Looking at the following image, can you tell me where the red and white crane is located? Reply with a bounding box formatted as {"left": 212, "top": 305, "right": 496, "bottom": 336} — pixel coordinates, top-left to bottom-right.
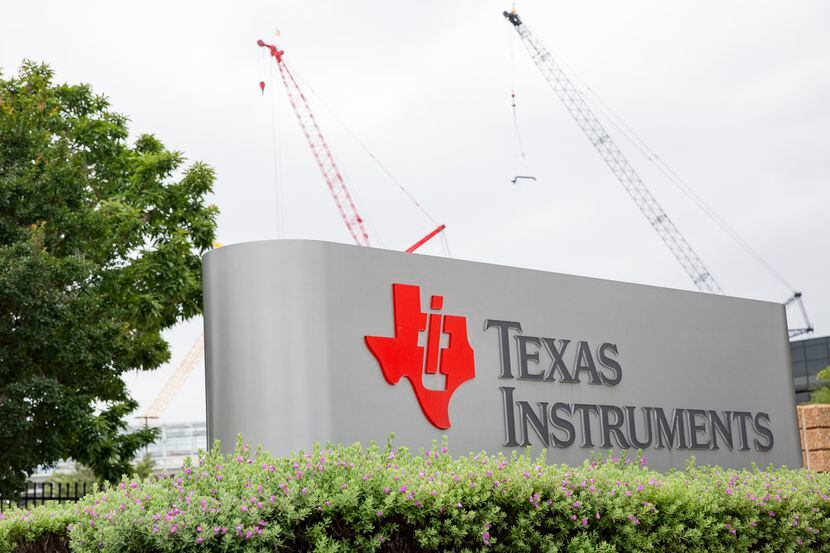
{"left": 258, "top": 37, "right": 447, "bottom": 252}
{"left": 140, "top": 36, "right": 447, "bottom": 423}
{"left": 258, "top": 39, "right": 371, "bottom": 247}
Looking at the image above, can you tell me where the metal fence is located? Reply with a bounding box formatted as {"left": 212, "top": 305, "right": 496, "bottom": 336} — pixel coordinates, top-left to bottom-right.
{"left": 0, "top": 482, "right": 93, "bottom": 512}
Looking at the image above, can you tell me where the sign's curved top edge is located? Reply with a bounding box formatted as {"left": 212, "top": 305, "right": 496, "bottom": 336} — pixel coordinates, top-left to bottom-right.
{"left": 203, "top": 239, "right": 784, "bottom": 309}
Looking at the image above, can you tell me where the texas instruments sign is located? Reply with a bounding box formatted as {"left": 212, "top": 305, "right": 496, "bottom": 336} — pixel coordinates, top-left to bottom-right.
{"left": 363, "top": 284, "right": 774, "bottom": 455}
{"left": 203, "top": 240, "right": 800, "bottom": 470}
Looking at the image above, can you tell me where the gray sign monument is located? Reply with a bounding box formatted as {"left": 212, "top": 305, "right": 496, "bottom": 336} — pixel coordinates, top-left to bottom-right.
{"left": 203, "top": 240, "right": 800, "bottom": 470}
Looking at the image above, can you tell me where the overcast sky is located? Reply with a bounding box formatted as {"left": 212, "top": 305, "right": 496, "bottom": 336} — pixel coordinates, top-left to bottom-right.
{"left": 2, "top": 0, "right": 828, "bottom": 423}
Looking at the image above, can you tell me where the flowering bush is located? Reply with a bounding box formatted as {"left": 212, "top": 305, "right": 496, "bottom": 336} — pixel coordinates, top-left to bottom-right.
{"left": 2, "top": 437, "right": 829, "bottom": 552}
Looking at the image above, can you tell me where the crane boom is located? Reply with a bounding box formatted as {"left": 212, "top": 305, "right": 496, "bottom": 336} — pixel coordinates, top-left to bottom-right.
{"left": 258, "top": 39, "right": 370, "bottom": 247}
{"left": 504, "top": 11, "right": 723, "bottom": 294}
{"left": 142, "top": 334, "right": 204, "bottom": 420}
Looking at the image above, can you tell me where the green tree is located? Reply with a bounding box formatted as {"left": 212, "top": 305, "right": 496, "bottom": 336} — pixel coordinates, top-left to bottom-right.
{"left": 53, "top": 464, "right": 97, "bottom": 488}
{"left": 0, "top": 62, "right": 218, "bottom": 498}
{"left": 133, "top": 452, "right": 156, "bottom": 480}
{"left": 811, "top": 366, "right": 830, "bottom": 404}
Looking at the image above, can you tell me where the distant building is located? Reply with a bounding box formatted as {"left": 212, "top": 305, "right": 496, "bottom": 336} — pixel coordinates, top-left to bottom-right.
{"left": 791, "top": 335, "right": 830, "bottom": 404}
{"left": 141, "top": 421, "right": 207, "bottom": 472}
{"left": 31, "top": 421, "right": 207, "bottom": 481}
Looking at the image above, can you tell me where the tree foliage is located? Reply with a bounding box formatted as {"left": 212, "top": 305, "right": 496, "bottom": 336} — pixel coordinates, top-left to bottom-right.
{"left": 811, "top": 366, "right": 830, "bottom": 404}
{"left": 133, "top": 452, "right": 157, "bottom": 480}
{"left": 0, "top": 61, "right": 218, "bottom": 498}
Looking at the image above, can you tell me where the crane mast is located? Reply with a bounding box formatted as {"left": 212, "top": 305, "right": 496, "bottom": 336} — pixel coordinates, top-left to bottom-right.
{"left": 258, "top": 39, "right": 370, "bottom": 247}
{"left": 504, "top": 11, "right": 723, "bottom": 294}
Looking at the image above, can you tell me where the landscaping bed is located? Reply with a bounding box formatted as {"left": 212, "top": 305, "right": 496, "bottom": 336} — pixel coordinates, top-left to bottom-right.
{"left": 2, "top": 438, "right": 829, "bottom": 552}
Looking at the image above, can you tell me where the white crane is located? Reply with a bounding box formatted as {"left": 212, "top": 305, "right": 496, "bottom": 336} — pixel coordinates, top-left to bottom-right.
{"left": 504, "top": 8, "right": 813, "bottom": 336}
{"left": 504, "top": 9, "right": 722, "bottom": 294}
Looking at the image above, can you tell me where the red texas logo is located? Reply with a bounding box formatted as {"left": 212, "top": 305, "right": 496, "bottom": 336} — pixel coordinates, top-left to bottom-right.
{"left": 365, "top": 283, "right": 475, "bottom": 429}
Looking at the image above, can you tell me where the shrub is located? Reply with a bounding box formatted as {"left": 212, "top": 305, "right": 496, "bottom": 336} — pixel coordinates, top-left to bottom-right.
{"left": 1, "top": 437, "right": 829, "bottom": 552}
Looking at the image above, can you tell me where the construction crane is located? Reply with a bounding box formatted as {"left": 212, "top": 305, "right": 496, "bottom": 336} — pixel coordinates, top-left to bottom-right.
{"left": 504, "top": 9, "right": 815, "bottom": 337}
{"left": 786, "top": 293, "right": 814, "bottom": 338}
{"left": 257, "top": 39, "right": 370, "bottom": 246}
{"left": 504, "top": 9, "right": 722, "bottom": 295}
{"left": 139, "top": 334, "right": 204, "bottom": 423}
{"left": 140, "top": 37, "right": 448, "bottom": 424}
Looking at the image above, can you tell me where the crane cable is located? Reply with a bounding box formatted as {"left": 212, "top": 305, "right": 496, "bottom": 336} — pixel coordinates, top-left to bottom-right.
{"left": 263, "top": 48, "right": 285, "bottom": 239}
{"left": 258, "top": 46, "right": 285, "bottom": 238}
{"left": 511, "top": 92, "right": 529, "bottom": 169}
{"left": 289, "top": 66, "right": 450, "bottom": 257}
{"left": 509, "top": 19, "right": 531, "bottom": 178}
{"left": 544, "top": 44, "right": 797, "bottom": 293}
